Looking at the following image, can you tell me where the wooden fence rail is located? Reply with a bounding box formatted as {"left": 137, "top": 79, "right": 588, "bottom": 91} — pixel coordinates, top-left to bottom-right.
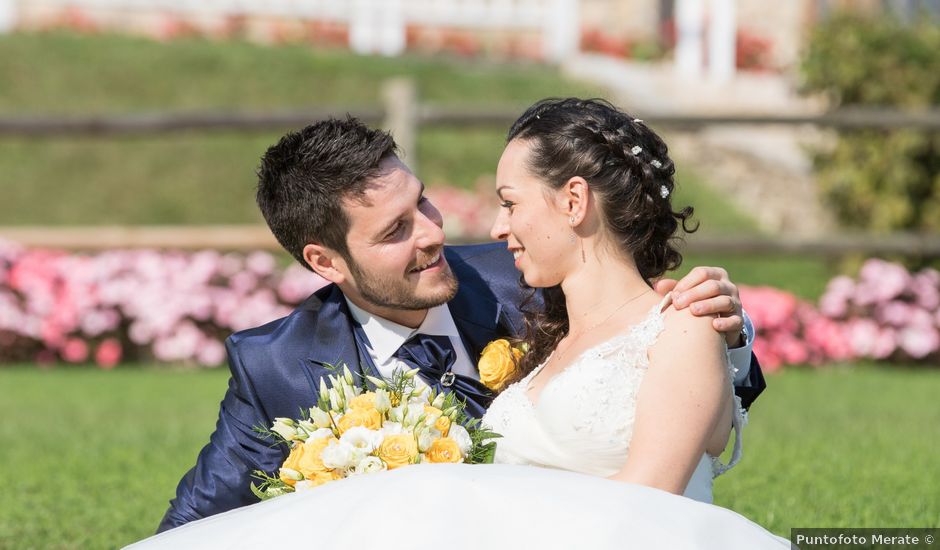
{"left": 2, "top": 226, "right": 939, "bottom": 258}
{"left": 3, "top": 107, "right": 940, "bottom": 137}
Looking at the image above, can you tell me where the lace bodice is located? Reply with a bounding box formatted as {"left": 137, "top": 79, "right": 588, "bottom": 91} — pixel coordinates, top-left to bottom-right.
{"left": 481, "top": 294, "right": 745, "bottom": 502}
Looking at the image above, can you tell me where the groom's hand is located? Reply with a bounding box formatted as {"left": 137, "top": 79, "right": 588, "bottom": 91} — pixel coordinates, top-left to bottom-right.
{"left": 653, "top": 267, "right": 744, "bottom": 347}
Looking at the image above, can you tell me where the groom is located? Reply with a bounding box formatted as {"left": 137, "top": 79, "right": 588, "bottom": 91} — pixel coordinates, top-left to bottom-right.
{"left": 157, "top": 118, "right": 765, "bottom": 532}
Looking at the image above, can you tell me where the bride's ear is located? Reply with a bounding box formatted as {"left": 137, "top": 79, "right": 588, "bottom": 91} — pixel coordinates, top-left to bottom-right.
{"left": 303, "top": 243, "right": 347, "bottom": 284}
{"left": 560, "top": 176, "right": 590, "bottom": 226}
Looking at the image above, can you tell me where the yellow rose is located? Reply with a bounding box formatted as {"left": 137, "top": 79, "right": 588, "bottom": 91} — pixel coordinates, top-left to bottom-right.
{"left": 377, "top": 433, "right": 418, "bottom": 470}
{"left": 422, "top": 405, "right": 451, "bottom": 436}
{"left": 478, "top": 339, "right": 523, "bottom": 391}
{"left": 306, "top": 469, "right": 344, "bottom": 487}
{"left": 424, "top": 437, "right": 463, "bottom": 464}
{"left": 296, "top": 436, "right": 336, "bottom": 478}
{"left": 348, "top": 392, "right": 377, "bottom": 412}
{"left": 279, "top": 443, "right": 305, "bottom": 486}
{"left": 434, "top": 415, "right": 451, "bottom": 436}
{"left": 336, "top": 408, "right": 383, "bottom": 434}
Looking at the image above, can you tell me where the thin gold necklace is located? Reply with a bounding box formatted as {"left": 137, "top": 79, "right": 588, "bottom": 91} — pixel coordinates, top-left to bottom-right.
{"left": 551, "top": 288, "right": 653, "bottom": 366}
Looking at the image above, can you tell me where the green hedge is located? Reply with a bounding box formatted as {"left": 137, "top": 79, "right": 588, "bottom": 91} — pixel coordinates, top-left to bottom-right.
{"left": 801, "top": 14, "right": 940, "bottom": 232}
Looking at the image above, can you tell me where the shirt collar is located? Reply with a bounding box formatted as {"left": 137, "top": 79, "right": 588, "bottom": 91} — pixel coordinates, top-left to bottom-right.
{"left": 344, "top": 298, "right": 461, "bottom": 364}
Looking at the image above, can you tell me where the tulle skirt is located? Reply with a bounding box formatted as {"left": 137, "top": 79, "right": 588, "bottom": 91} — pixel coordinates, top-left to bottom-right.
{"left": 130, "top": 464, "right": 789, "bottom": 550}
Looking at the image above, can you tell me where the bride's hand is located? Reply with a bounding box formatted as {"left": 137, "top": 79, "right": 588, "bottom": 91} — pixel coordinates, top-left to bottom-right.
{"left": 653, "top": 267, "right": 744, "bottom": 347}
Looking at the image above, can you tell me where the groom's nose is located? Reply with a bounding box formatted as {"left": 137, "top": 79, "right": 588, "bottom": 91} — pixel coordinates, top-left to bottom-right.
{"left": 490, "top": 208, "right": 509, "bottom": 242}
{"left": 414, "top": 207, "right": 445, "bottom": 250}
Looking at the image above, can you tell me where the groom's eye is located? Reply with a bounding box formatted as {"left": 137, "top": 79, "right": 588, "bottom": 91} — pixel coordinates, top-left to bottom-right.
{"left": 384, "top": 221, "right": 405, "bottom": 240}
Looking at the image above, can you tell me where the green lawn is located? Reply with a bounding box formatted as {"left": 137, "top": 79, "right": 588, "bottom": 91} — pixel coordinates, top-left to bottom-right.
{"left": 1, "top": 365, "right": 937, "bottom": 548}
{"left": 0, "top": 31, "right": 603, "bottom": 224}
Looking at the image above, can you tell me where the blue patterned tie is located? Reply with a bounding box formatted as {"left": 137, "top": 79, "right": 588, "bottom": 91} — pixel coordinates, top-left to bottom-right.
{"left": 392, "top": 334, "right": 493, "bottom": 418}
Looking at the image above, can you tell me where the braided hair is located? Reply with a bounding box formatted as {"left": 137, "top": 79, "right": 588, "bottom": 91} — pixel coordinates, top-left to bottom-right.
{"left": 507, "top": 98, "right": 697, "bottom": 379}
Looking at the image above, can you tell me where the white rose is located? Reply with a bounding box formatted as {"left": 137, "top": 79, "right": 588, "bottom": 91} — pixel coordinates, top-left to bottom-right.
{"left": 373, "top": 389, "right": 392, "bottom": 413}
{"left": 431, "top": 392, "right": 446, "bottom": 409}
{"left": 294, "top": 480, "right": 317, "bottom": 492}
{"left": 320, "top": 440, "right": 356, "bottom": 470}
{"left": 342, "top": 383, "right": 357, "bottom": 405}
{"left": 271, "top": 418, "right": 297, "bottom": 441}
{"left": 307, "top": 427, "right": 335, "bottom": 440}
{"left": 402, "top": 405, "right": 423, "bottom": 428}
{"left": 329, "top": 388, "right": 343, "bottom": 411}
{"left": 449, "top": 424, "right": 473, "bottom": 456}
{"left": 309, "top": 407, "right": 333, "bottom": 429}
{"left": 355, "top": 456, "right": 387, "bottom": 475}
{"left": 380, "top": 422, "right": 403, "bottom": 437}
{"left": 388, "top": 405, "right": 405, "bottom": 423}
{"left": 340, "top": 426, "right": 383, "bottom": 453}
{"left": 417, "top": 428, "right": 443, "bottom": 453}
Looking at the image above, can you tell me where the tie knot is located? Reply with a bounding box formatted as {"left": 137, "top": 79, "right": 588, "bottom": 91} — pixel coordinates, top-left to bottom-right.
{"left": 394, "top": 334, "right": 456, "bottom": 376}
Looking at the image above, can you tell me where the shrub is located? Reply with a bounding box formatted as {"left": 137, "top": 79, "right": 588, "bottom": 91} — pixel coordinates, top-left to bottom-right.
{"left": 801, "top": 13, "right": 940, "bottom": 232}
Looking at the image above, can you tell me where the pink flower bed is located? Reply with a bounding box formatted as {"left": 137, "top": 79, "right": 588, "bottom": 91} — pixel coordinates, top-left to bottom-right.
{"left": 0, "top": 240, "right": 327, "bottom": 368}
{"left": 2, "top": 240, "right": 938, "bottom": 371}
{"left": 741, "top": 259, "right": 940, "bottom": 372}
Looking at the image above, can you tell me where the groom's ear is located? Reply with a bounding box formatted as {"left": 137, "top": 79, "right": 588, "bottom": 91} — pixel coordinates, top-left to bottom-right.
{"left": 303, "top": 243, "right": 347, "bottom": 285}
{"left": 561, "top": 176, "right": 590, "bottom": 225}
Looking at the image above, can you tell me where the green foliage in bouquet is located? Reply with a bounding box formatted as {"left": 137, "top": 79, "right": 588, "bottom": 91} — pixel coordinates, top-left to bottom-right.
{"left": 249, "top": 365, "right": 500, "bottom": 500}
{"left": 801, "top": 13, "right": 940, "bottom": 232}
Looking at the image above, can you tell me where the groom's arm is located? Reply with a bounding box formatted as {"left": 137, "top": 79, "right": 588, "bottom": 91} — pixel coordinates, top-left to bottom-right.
{"left": 157, "top": 337, "right": 282, "bottom": 533}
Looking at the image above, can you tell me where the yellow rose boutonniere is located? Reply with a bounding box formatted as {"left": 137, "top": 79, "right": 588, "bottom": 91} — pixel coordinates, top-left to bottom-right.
{"left": 478, "top": 339, "right": 526, "bottom": 392}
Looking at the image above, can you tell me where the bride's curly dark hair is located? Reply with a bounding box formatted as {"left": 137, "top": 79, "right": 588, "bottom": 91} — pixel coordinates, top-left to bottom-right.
{"left": 507, "top": 98, "right": 697, "bottom": 381}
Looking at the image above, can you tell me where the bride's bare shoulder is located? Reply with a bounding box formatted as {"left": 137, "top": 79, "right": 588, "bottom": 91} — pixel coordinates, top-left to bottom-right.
{"left": 648, "top": 295, "right": 725, "bottom": 368}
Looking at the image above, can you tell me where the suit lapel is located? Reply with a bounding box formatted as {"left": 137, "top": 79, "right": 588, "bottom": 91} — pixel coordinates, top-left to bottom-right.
{"left": 305, "top": 285, "right": 379, "bottom": 383}
{"left": 447, "top": 274, "right": 519, "bottom": 362}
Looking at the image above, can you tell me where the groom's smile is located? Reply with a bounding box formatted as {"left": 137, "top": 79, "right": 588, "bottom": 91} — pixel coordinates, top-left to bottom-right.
{"left": 326, "top": 155, "right": 458, "bottom": 327}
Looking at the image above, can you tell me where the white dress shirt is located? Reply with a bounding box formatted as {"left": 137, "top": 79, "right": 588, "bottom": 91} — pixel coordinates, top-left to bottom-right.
{"left": 345, "top": 299, "right": 479, "bottom": 384}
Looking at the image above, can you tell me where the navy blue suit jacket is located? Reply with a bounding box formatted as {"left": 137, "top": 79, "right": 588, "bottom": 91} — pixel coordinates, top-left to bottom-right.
{"left": 157, "top": 243, "right": 765, "bottom": 532}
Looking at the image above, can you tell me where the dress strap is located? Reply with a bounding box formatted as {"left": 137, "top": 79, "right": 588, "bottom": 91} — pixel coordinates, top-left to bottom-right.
{"left": 657, "top": 292, "right": 674, "bottom": 314}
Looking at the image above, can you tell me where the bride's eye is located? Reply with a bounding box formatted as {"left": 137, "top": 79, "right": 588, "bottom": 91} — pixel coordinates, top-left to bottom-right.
{"left": 500, "top": 200, "right": 515, "bottom": 210}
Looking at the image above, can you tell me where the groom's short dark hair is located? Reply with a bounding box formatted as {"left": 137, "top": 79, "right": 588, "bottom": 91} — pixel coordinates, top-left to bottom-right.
{"left": 256, "top": 117, "right": 398, "bottom": 269}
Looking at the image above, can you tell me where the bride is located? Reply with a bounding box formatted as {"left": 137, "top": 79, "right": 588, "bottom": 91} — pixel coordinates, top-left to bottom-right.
{"left": 129, "top": 99, "right": 786, "bottom": 549}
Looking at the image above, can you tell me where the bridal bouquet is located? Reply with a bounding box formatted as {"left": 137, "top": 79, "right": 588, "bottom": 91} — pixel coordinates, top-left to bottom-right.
{"left": 250, "top": 365, "right": 500, "bottom": 499}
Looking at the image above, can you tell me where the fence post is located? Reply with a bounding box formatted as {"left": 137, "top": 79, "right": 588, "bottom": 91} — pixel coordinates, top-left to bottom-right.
{"left": 377, "top": 0, "right": 405, "bottom": 56}
{"left": 0, "top": 0, "right": 16, "bottom": 34}
{"left": 381, "top": 78, "right": 418, "bottom": 170}
{"left": 350, "top": 0, "right": 375, "bottom": 54}
{"left": 675, "top": 0, "right": 705, "bottom": 78}
{"left": 544, "top": 0, "right": 580, "bottom": 62}
{"left": 708, "top": 0, "right": 737, "bottom": 82}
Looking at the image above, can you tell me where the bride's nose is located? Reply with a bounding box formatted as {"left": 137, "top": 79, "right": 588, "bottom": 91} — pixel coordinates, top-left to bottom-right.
{"left": 490, "top": 207, "right": 510, "bottom": 242}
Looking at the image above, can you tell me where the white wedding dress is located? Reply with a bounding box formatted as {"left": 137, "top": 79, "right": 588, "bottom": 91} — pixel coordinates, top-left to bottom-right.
{"left": 129, "top": 296, "right": 787, "bottom": 550}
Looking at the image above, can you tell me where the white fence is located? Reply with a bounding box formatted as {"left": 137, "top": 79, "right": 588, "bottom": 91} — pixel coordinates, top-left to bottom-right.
{"left": 6, "top": 0, "right": 580, "bottom": 60}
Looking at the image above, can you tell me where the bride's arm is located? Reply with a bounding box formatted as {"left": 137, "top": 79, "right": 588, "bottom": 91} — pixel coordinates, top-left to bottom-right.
{"left": 608, "top": 308, "right": 732, "bottom": 493}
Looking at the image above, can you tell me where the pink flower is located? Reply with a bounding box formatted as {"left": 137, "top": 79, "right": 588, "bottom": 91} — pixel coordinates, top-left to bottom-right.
{"left": 847, "top": 318, "right": 880, "bottom": 357}
{"left": 196, "top": 338, "right": 227, "bottom": 366}
{"left": 752, "top": 339, "right": 782, "bottom": 373}
{"left": 819, "top": 276, "right": 855, "bottom": 318}
{"left": 95, "top": 338, "right": 123, "bottom": 369}
{"left": 898, "top": 326, "right": 940, "bottom": 359}
{"left": 61, "top": 337, "right": 89, "bottom": 363}
{"left": 871, "top": 327, "right": 897, "bottom": 359}
{"left": 855, "top": 259, "right": 910, "bottom": 305}
{"left": 910, "top": 270, "right": 940, "bottom": 311}
{"left": 876, "top": 301, "right": 913, "bottom": 327}
{"left": 246, "top": 251, "right": 276, "bottom": 277}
